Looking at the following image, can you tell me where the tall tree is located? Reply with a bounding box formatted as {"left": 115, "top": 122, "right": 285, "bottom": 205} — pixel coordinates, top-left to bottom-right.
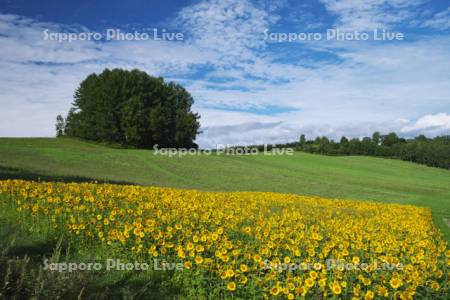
{"left": 372, "top": 132, "right": 381, "bottom": 145}
{"left": 55, "top": 115, "right": 65, "bottom": 137}
{"left": 299, "top": 134, "right": 306, "bottom": 149}
{"left": 381, "top": 132, "right": 400, "bottom": 147}
{"left": 61, "top": 68, "right": 200, "bottom": 148}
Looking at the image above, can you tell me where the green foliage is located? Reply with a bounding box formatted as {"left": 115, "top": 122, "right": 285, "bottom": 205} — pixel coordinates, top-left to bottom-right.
{"left": 55, "top": 115, "right": 65, "bottom": 137}
{"left": 61, "top": 68, "right": 200, "bottom": 149}
{"left": 381, "top": 132, "right": 404, "bottom": 147}
{"left": 291, "top": 133, "right": 450, "bottom": 170}
{"left": 299, "top": 134, "right": 306, "bottom": 148}
{"left": 372, "top": 132, "right": 381, "bottom": 145}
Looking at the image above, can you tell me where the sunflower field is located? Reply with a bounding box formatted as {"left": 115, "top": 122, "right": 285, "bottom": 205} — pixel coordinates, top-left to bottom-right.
{"left": 0, "top": 179, "right": 448, "bottom": 299}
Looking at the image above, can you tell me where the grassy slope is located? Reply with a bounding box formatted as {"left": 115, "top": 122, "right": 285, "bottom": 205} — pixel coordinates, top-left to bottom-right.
{"left": 1, "top": 137, "right": 449, "bottom": 239}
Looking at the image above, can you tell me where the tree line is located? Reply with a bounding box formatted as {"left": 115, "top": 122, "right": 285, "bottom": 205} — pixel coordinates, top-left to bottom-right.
{"left": 56, "top": 68, "right": 200, "bottom": 149}
{"left": 252, "top": 132, "right": 450, "bottom": 169}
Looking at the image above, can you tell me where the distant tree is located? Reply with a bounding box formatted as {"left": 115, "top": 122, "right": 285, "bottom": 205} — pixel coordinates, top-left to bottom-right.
{"left": 339, "top": 136, "right": 349, "bottom": 154}
{"left": 316, "top": 136, "right": 330, "bottom": 154}
{"left": 348, "top": 138, "right": 362, "bottom": 154}
{"left": 299, "top": 134, "right": 306, "bottom": 149}
{"left": 55, "top": 115, "right": 65, "bottom": 137}
{"left": 61, "top": 68, "right": 200, "bottom": 148}
{"left": 381, "top": 132, "right": 400, "bottom": 147}
{"left": 232, "top": 132, "right": 450, "bottom": 170}
{"left": 372, "top": 132, "right": 381, "bottom": 145}
{"left": 415, "top": 134, "right": 427, "bottom": 142}
{"left": 361, "top": 137, "right": 374, "bottom": 155}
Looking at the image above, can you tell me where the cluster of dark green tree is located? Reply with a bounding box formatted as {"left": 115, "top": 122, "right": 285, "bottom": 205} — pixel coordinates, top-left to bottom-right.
{"left": 254, "top": 132, "right": 450, "bottom": 169}
{"left": 56, "top": 68, "right": 200, "bottom": 149}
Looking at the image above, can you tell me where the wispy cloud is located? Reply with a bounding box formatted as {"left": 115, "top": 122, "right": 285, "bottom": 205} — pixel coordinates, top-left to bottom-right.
{"left": 174, "top": 0, "right": 276, "bottom": 62}
{"left": 319, "top": 0, "right": 425, "bottom": 30}
{"left": 420, "top": 6, "right": 450, "bottom": 30}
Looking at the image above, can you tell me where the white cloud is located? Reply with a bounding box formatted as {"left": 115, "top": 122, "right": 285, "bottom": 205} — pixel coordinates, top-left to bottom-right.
{"left": 401, "top": 113, "right": 450, "bottom": 135}
{"left": 319, "top": 0, "right": 425, "bottom": 30}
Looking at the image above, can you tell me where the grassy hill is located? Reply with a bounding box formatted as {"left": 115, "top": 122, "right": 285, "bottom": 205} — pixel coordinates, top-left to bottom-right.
{"left": 1, "top": 137, "right": 450, "bottom": 240}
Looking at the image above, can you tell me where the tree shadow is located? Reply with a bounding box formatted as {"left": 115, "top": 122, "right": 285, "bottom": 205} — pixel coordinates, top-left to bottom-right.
{"left": 0, "top": 165, "right": 133, "bottom": 185}
{"left": 0, "top": 221, "right": 60, "bottom": 260}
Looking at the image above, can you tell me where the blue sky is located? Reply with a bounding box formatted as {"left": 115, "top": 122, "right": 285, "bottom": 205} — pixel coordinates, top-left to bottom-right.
{"left": 0, "top": 0, "right": 449, "bottom": 147}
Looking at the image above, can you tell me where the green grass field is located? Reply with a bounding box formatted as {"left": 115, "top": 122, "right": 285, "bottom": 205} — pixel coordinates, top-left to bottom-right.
{"left": 1, "top": 137, "right": 449, "bottom": 240}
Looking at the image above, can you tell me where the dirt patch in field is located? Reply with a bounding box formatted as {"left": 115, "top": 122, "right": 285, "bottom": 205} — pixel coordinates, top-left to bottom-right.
{"left": 444, "top": 218, "right": 450, "bottom": 228}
